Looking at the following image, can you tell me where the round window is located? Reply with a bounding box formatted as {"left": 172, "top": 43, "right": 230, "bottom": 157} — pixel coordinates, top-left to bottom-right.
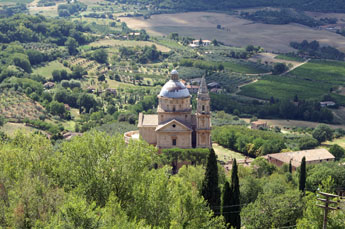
{"left": 172, "top": 124, "right": 176, "bottom": 128}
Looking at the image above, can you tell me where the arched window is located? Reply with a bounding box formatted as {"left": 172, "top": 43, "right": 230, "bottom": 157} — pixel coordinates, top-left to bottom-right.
{"left": 202, "top": 105, "right": 205, "bottom": 111}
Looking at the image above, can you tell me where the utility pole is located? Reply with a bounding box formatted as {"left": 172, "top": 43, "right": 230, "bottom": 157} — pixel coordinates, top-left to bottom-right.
{"left": 316, "top": 191, "right": 341, "bottom": 229}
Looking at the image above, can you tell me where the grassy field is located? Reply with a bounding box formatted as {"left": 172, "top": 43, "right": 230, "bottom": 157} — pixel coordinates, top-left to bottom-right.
{"left": 222, "top": 61, "right": 268, "bottom": 74}
{"left": 275, "top": 54, "right": 304, "bottom": 62}
{"left": 324, "top": 137, "right": 345, "bottom": 148}
{"left": 33, "top": 61, "right": 71, "bottom": 80}
{"left": 239, "top": 60, "right": 345, "bottom": 104}
{"left": 120, "top": 12, "right": 345, "bottom": 52}
{"left": 0, "top": 122, "right": 38, "bottom": 136}
{"left": 213, "top": 143, "right": 245, "bottom": 163}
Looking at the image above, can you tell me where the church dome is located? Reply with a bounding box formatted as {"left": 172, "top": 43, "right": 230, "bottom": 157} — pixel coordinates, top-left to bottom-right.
{"left": 159, "top": 70, "right": 190, "bottom": 98}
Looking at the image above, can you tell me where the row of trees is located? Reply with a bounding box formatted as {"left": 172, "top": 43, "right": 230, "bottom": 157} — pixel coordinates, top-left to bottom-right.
{"left": 211, "top": 93, "right": 334, "bottom": 123}
{"left": 290, "top": 40, "right": 345, "bottom": 60}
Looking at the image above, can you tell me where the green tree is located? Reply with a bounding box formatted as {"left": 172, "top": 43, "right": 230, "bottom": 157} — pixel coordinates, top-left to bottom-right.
{"left": 241, "top": 189, "right": 303, "bottom": 228}
{"left": 273, "top": 63, "right": 288, "bottom": 75}
{"left": 329, "top": 144, "right": 345, "bottom": 161}
{"left": 299, "top": 156, "right": 306, "bottom": 192}
{"left": 229, "top": 159, "right": 241, "bottom": 229}
{"left": 201, "top": 149, "right": 221, "bottom": 215}
{"left": 0, "top": 116, "right": 5, "bottom": 127}
{"left": 222, "top": 181, "right": 232, "bottom": 226}
{"left": 65, "top": 37, "right": 78, "bottom": 55}
{"left": 50, "top": 101, "right": 66, "bottom": 117}
{"left": 92, "top": 49, "right": 108, "bottom": 64}
{"left": 312, "top": 124, "right": 334, "bottom": 143}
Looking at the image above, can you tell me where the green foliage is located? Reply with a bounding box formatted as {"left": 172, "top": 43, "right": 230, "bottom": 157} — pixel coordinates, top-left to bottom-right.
{"left": 0, "top": 14, "right": 91, "bottom": 45}
{"left": 161, "top": 148, "right": 209, "bottom": 166}
{"left": 229, "top": 159, "right": 241, "bottom": 229}
{"left": 329, "top": 144, "right": 345, "bottom": 161}
{"left": 202, "top": 149, "right": 221, "bottom": 215}
{"left": 92, "top": 49, "right": 108, "bottom": 64}
{"left": 0, "top": 116, "right": 5, "bottom": 127}
{"left": 298, "top": 136, "right": 319, "bottom": 150}
{"left": 312, "top": 124, "right": 334, "bottom": 143}
{"left": 213, "top": 125, "right": 285, "bottom": 157}
{"left": 299, "top": 156, "right": 306, "bottom": 192}
{"left": 58, "top": 2, "right": 87, "bottom": 17}
{"left": 49, "top": 101, "right": 66, "bottom": 118}
{"left": 65, "top": 37, "right": 78, "bottom": 55}
{"left": 272, "top": 62, "right": 288, "bottom": 75}
{"left": 241, "top": 189, "right": 303, "bottom": 228}
{"left": 306, "top": 162, "right": 345, "bottom": 192}
{"left": 291, "top": 40, "right": 345, "bottom": 60}
{"left": 251, "top": 157, "right": 277, "bottom": 178}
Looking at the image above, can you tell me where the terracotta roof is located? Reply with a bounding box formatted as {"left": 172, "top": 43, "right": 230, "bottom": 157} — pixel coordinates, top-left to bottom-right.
{"left": 138, "top": 114, "right": 158, "bottom": 127}
{"left": 267, "top": 148, "right": 335, "bottom": 167}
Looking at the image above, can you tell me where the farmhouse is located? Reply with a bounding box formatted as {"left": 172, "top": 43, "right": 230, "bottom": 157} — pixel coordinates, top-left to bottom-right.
{"left": 265, "top": 148, "right": 335, "bottom": 171}
{"left": 44, "top": 82, "right": 55, "bottom": 89}
{"left": 320, "top": 101, "right": 336, "bottom": 107}
{"left": 126, "top": 70, "right": 212, "bottom": 149}
{"left": 186, "top": 84, "right": 200, "bottom": 94}
{"left": 251, "top": 120, "right": 267, "bottom": 130}
{"left": 189, "top": 39, "right": 212, "bottom": 47}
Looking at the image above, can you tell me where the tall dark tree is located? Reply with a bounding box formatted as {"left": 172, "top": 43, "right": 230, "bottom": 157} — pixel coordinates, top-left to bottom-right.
{"left": 229, "top": 159, "right": 241, "bottom": 229}
{"left": 289, "top": 160, "right": 292, "bottom": 173}
{"left": 299, "top": 156, "right": 306, "bottom": 193}
{"left": 201, "top": 149, "right": 220, "bottom": 215}
{"left": 222, "top": 181, "right": 232, "bottom": 227}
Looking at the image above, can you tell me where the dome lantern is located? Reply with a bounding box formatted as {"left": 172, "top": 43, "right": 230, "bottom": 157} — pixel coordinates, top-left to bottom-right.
{"left": 171, "top": 69, "right": 179, "bottom": 81}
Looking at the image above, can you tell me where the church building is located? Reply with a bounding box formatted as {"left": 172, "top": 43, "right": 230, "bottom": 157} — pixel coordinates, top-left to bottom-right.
{"left": 137, "top": 70, "right": 212, "bottom": 149}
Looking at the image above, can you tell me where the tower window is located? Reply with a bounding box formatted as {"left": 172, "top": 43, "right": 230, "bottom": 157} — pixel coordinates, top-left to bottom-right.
{"left": 172, "top": 139, "right": 177, "bottom": 146}
{"left": 173, "top": 106, "right": 176, "bottom": 112}
{"left": 202, "top": 105, "right": 205, "bottom": 111}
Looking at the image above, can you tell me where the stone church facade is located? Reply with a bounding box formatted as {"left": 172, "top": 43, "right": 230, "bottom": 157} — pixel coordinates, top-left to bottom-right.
{"left": 137, "top": 70, "right": 212, "bottom": 149}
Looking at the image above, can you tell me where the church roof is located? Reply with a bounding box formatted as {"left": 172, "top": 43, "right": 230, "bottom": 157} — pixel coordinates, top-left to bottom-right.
{"left": 159, "top": 80, "right": 190, "bottom": 98}
{"left": 155, "top": 119, "right": 193, "bottom": 132}
{"left": 138, "top": 113, "right": 158, "bottom": 127}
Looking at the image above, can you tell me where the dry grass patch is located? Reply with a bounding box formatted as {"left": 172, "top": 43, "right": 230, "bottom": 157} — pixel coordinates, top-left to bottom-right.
{"left": 90, "top": 39, "right": 171, "bottom": 52}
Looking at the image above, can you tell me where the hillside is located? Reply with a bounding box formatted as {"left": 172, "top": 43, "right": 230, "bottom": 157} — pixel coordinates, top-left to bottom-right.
{"left": 115, "top": 0, "right": 345, "bottom": 13}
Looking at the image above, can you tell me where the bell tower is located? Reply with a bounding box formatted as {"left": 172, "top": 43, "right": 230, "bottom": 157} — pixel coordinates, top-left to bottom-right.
{"left": 196, "top": 76, "right": 211, "bottom": 148}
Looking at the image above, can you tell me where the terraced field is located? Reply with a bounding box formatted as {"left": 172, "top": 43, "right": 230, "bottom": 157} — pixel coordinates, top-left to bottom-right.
{"left": 0, "top": 90, "right": 46, "bottom": 121}
{"left": 239, "top": 60, "right": 345, "bottom": 104}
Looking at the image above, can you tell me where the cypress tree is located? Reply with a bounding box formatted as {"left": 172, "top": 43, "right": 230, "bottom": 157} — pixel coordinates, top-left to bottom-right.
{"left": 202, "top": 149, "right": 221, "bottom": 215}
{"left": 299, "top": 156, "right": 306, "bottom": 192}
{"left": 289, "top": 160, "right": 292, "bottom": 173}
{"left": 229, "top": 159, "right": 241, "bottom": 229}
{"left": 222, "top": 181, "right": 232, "bottom": 226}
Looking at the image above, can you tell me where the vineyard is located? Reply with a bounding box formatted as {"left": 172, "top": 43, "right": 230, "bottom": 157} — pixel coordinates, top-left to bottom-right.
{"left": 0, "top": 89, "right": 46, "bottom": 121}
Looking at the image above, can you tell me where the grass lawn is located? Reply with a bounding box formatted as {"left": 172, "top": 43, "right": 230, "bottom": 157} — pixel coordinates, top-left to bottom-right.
{"left": 324, "top": 137, "right": 345, "bottom": 148}
{"left": 213, "top": 143, "right": 245, "bottom": 163}
{"left": 33, "top": 61, "right": 71, "bottom": 80}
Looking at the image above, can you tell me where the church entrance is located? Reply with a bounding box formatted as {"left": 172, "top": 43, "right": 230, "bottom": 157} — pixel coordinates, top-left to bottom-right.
{"left": 192, "top": 131, "right": 196, "bottom": 148}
